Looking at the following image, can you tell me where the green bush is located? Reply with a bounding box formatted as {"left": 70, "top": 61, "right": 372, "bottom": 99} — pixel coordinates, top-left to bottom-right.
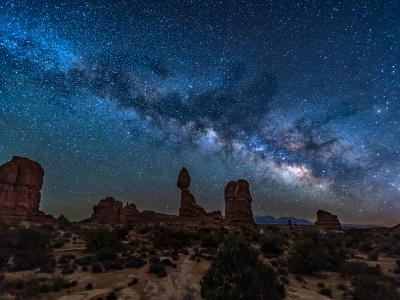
{"left": 319, "top": 287, "right": 332, "bottom": 298}
{"left": 201, "top": 235, "right": 285, "bottom": 300}
{"left": 260, "top": 231, "right": 285, "bottom": 256}
{"left": 352, "top": 274, "right": 399, "bottom": 300}
{"left": 339, "top": 261, "right": 381, "bottom": 278}
{"left": 150, "top": 226, "right": 194, "bottom": 252}
{"left": 85, "top": 228, "right": 124, "bottom": 261}
{"left": 288, "top": 230, "right": 347, "bottom": 274}
{"left": 198, "top": 228, "right": 225, "bottom": 248}
{"left": 0, "top": 226, "right": 54, "bottom": 271}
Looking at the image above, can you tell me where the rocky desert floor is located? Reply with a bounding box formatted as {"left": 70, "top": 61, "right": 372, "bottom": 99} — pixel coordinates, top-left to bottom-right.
{"left": 1, "top": 222, "right": 399, "bottom": 300}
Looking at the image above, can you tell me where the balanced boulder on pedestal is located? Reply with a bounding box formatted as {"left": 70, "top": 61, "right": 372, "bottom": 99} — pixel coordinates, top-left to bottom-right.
{"left": 177, "top": 167, "right": 222, "bottom": 220}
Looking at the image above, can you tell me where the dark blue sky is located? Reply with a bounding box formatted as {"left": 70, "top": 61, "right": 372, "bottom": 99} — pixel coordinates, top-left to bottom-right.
{"left": 1, "top": 1, "right": 399, "bottom": 225}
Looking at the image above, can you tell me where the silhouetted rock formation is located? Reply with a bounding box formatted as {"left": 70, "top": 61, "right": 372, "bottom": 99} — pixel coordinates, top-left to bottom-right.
{"left": 177, "top": 167, "right": 222, "bottom": 220}
{"left": 89, "top": 197, "right": 140, "bottom": 224}
{"left": 57, "top": 214, "right": 71, "bottom": 225}
{"left": 388, "top": 223, "right": 400, "bottom": 233}
{"left": 0, "top": 156, "right": 54, "bottom": 225}
{"left": 224, "top": 179, "right": 255, "bottom": 225}
{"left": 121, "top": 203, "right": 141, "bottom": 222}
{"left": 315, "top": 209, "right": 341, "bottom": 229}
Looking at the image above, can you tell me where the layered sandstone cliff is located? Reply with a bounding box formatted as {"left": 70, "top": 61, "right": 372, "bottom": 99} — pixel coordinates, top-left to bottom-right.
{"left": 224, "top": 179, "right": 254, "bottom": 225}
{"left": 0, "top": 156, "right": 54, "bottom": 225}
{"left": 315, "top": 209, "right": 341, "bottom": 229}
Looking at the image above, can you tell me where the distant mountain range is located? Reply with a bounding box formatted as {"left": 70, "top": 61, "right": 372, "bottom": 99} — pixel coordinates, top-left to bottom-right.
{"left": 254, "top": 215, "right": 378, "bottom": 228}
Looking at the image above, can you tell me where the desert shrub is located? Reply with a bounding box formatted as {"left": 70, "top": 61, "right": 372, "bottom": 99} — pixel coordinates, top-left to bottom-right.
{"left": 91, "top": 260, "right": 105, "bottom": 273}
{"left": 294, "top": 274, "right": 304, "bottom": 282}
{"left": 106, "top": 291, "right": 118, "bottom": 300}
{"left": 1, "top": 275, "right": 72, "bottom": 298}
{"left": 201, "top": 235, "right": 285, "bottom": 300}
{"left": 0, "top": 226, "right": 54, "bottom": 271}
{"left": 378, "top": 234, "right": 400, "bottom": 256}
{"left": 319, "top": 286, "right": 332, "bottom": 297}
{"left": 128, "top": 277, "right": 138, "bottom": 286}
{"left": 85, "top": 228, "right": 124, "bottom": 261}
{"left": 344, "top": 229, "right": 375, "bottom": 251}
{"left": 367, "top": 250, "right": 379, "bottom": 261}
{"left": 198, "top": 228, "right": 225, "bottom": 248}
{"left": 260, "top": 231, "right": 286, "bottom": 256}
{"left": 113, "top": 225, "right": 131, "bottom": 240}
{"left": 352, "top": 274, "right": 399, "bottom": 300}
{"left": 240, "top": 227, "right": 262, "bottom": 243}
{"left": 150, "top": 226, "right": 194, "bottom": 252}
{"left": 288, "top": 230, "right": 347, "bottom": 274}
{"left": 85, "top": 282, "right": 93, "bottom": 290}
{"left": 126, "top": 256, "right": 145, "bottom": 268}
{"left": 53, "top": 239, "right": 66, "bottom": 248}
{"left": 339, "top": 261, "right": 382, "bottom": 278}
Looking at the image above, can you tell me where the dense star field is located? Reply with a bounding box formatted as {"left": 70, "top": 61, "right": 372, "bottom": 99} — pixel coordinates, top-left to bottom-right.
{"left": 0, "top": 1, "right": 399, "bottom": 225}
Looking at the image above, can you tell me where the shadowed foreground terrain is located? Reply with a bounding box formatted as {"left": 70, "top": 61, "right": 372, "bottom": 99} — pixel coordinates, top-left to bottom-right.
{"left": 0, "top": 221, "right": 399, "bottom": 300}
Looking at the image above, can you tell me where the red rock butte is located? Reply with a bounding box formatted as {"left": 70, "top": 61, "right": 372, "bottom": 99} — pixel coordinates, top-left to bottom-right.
{"left": 0, "top": 156, "right": 54, "bottom": 225}
{"left": 0, "top": 156, "right": 256, "bottom": 227}
{"left": 224, "top": 179, "right": 255, "bottom": 225}
{"left": 315, "top": 209, "right": 341, "bottom": 230}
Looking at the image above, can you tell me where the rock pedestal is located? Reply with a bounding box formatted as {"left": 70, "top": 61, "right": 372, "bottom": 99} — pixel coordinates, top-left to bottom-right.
{"left": 224, "top": 179, "right": 254, "bottom": 225}
{"left": 0, "top": 156, "right": 54, "bottom": 225}
{"left": 315, "top": 209, "right": 341, "bottom": 229}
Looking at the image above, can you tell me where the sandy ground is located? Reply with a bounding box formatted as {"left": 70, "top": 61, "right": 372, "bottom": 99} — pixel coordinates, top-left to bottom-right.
{"left": 40, "top": 250, "right": 211, "bottom": 300}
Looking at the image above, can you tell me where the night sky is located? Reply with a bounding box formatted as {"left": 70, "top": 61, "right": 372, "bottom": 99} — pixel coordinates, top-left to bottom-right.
{"left": 1, "top": 1, "right": 399, "bottom": 225}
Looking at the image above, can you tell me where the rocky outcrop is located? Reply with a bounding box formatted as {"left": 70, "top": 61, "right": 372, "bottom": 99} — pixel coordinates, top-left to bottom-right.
{"left": 0, "top": 156, "right": 54, "bottom": 225}
{"left": 315, "top": 209, "right": 341, "bottom": 229}
{"left": 57, "top": 214, "right": 71, "bottom": 225}
{"left": 177, "top": 167, "right": 222, "bottom": 220}
{"left": 224, "top": 179, "right": 255, "bottom": 225}
{"left": 388, "top": 224, "right": 400, "bottom": 233}
{"left": 91, "top": 197, "right": 142, "bottom": 224}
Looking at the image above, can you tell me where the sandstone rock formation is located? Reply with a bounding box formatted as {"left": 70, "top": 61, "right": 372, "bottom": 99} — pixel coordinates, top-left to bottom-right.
{"left": 315, "top": 209, "right": 341, "bottom": 229}
{"left": 57, "top": 214, "right": 71, "bottom": 225}
{"left": 0, "top": 156, "right": 54, "bottom": 225}
{"left": 224, "top": 179, "right": 255, "bottom": 225}
{"left": 177, "top": 167, "right": 222, "bottom": 220}
{"left": 92, "top": 197, "right": 136, "bottom": 223}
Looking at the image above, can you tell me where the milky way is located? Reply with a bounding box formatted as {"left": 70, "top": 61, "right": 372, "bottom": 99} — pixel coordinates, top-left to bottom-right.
{"left": 1, "top": 1, "right": 399, "bottom": 225}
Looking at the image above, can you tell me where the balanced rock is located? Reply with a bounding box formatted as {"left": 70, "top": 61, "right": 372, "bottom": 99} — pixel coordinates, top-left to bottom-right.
{"left": 315, "top": 209, "right": 341, "bottom": 229}
{"left": 177, "top": 167, "right": 222, "bottom": 220}
{"left": 224, "top": 179, "right": 254, "bottom": 225}
{"left": 177, "top": 168, "right": 206, "bottom": 217}
{"left": 0, "top": 156, "right": 54, "bottom": 225}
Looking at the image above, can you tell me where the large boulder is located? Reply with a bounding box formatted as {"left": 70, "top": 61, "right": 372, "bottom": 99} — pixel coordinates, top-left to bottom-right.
{"left": 315, "top": 209, "right": 341, "bottom": 229}
{"left": 177, "top": 167, "right": 190, "bottom": 191}
{"left": 0, "top": 156, "right": 54, "bottom": 225}
{"left": 224, "top": 180, "right": 255, "bottom": 225}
